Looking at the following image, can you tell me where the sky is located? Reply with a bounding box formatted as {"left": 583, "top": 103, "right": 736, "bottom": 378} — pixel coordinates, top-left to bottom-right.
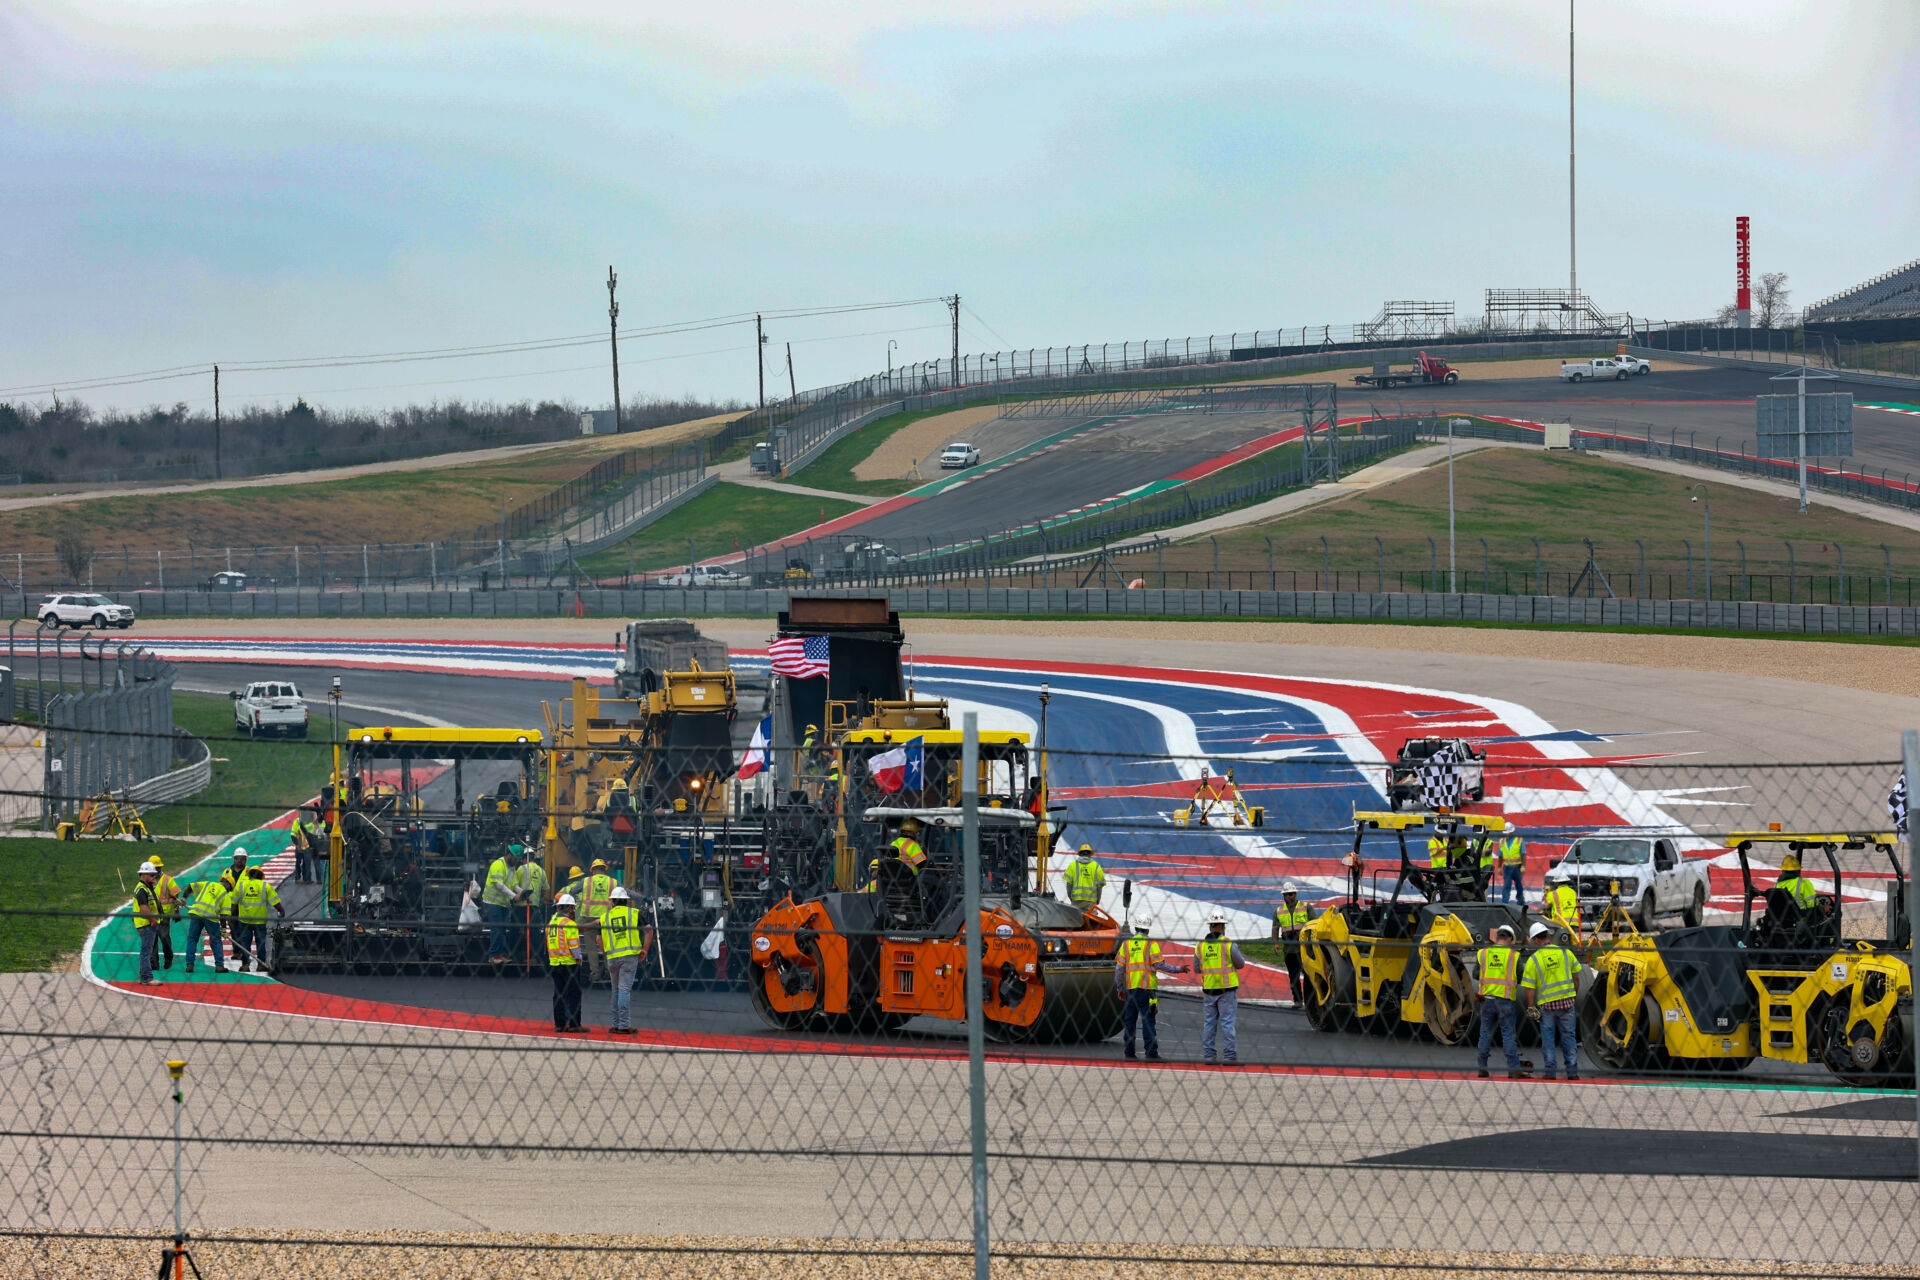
{"left": 2, "top": 0, "right": 1916, "bottom": 416}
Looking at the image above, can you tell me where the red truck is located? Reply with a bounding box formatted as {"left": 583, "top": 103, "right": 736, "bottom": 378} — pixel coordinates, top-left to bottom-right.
{"left": 1352, "top": 351, "right": 1460, "bottom": 388}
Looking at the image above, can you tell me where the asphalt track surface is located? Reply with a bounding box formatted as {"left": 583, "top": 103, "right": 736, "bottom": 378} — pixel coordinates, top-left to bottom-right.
{"left": 1356, "top": 367, "right": 1918, "bottom": 479}
{"left": 827, "top": 409, "right": 1299, "bottom": 547}
{"left": 160, "top": 650, "right": 1908, "bottom": 1089}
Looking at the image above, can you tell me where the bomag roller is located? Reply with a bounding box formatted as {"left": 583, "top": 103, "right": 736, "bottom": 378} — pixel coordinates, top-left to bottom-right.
{"left": 1580, "top": 827, "right": 1912, "bottom": 1086}
{"left": 1297, "top": 810, "right": 1573, "bottom": 1044}
{"left": 747, "top": 767, "right": 1123, "bottom": 1043}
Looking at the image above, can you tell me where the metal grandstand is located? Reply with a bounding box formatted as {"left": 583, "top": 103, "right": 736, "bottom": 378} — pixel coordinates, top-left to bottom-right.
{"left": 1482, "top": 288, "right": 1626, "bottom": 333}
{"left": 1805, "top": 258, "right": 1920, "bottom": 321}
{"left": 1355, "top": 300, "right": 1455, "bottom": 341}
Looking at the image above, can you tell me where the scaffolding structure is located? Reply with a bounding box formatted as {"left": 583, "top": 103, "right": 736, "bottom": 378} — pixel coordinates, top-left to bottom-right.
{"left": 1483, "top": 288, "right": 1625, "bottom": 334}
{"left": 1356, "top": 301, "right": 1456, "bottom": 342}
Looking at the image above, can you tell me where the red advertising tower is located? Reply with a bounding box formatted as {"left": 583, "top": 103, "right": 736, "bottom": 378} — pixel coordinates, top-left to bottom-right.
{"left": 1735, "top": 216, "right": 1752, "bottom": 329}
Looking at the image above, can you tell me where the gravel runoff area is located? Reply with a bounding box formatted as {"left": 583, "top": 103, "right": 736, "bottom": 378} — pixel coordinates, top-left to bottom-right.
{"left": 6, "top": 1234, "right": 1914, "bottom": 1280}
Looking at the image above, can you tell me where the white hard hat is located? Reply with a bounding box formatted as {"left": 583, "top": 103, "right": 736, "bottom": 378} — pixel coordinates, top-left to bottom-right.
{"left": 610, "top": 886, "right": 630, "bottom": 901}
{"left": 1207, "top": 909, "right": 1228, "bottom": 925}
{"left": 137, "top": 861, "right": 157, "bottom": 875}
{"left": 554, "top": 893, "right": 577, "bottom": 908}
{"left": 1132, "top": 913, "right": 1153, "bottom": 931}
{"left": 1528, "top": 921, "right": 1552, "bottom": 940}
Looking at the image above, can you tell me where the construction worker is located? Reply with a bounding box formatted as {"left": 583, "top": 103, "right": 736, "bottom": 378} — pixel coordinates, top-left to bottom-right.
{"left": 482, "top": 845, "right": 526, "bottom": 965}
{"left": 216, "top": 849, "right": 249, "bottom": 943}
{"left": 546, "top": 893, "right": 585, "bottom": 1033}
{"left": 230, "top": 864, "right": 285, "bottom": 974}
{"left": 1196, "top": 909, "right": 1246, "bottom": 1065}
{"left": 1269, "top": 884, "right": 1311, "bottom": 1009}
{"left": 1062, "top": 845, "right": 1106, "bottom": 910}
{"left": 149, "top": 855, "right": 181, "bottom": 971}
{"left": 290, "top": 807, "right": 322, "bottom": 884}
{"left": 1427, "top": 833, "right": 1451, "bottom": 869}
{"left": 512, "top": 849, "right": 549, "bottom": 918}
{"left": 1545, "top": 878, "right": 1581, "bottom": 937}
{"left": 182, "top": 872, "right": 231, "bottom": 974}
{"left": 132, "top": 861, "right": 164, "bottom": 986}
{"left": 1116, "top": 913, "right": 1186, "bottom": 1060}
{"left": 1473, "top": 923, "right": 1529, "bottom": 1079}
{"left": 863, "top": 859, "right": 882, "bottom": 893}
{"left": 889, "top": 819, "right": 926, "bottom": 875}
{"left": 1775, "top": 853, "right": 1818, "bottom": 910}
{"left": 1521, "top": 920, "right": 1581, "bottom": 1080}
{"left": 1476, "top": 836, "right": 1497, "bottom": 889}
{"left": 1499, "top": 828, "right": 1527, "bottom": 905}
{"left": 601, "top": 885, "right": 651, "bottom": 1034}
{"left": 579, "top": 859, "right": 618, "bottom": 984}
{"left": 801, "top": 723, "right": 821, "bottom": 769}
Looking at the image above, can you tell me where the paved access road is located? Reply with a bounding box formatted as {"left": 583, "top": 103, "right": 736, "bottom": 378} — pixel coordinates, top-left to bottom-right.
{"left": 1357, "top": 366, "right": 1918, "bottom": 480}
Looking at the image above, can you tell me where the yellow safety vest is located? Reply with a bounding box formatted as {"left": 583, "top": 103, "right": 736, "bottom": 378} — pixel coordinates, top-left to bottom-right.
{"left": 1273, "top": 902, "right": 1311, "bottom": 931}
{"left": 156, "top": 874, "right": 182, "bottom": 917}
{"left": 546, "top": 916, "right": 581, "bottom": 966}
{"left": 482, "top": 858, "right": 516, "bottom": 908}
{"left": 1476, "top": 945, "right": 1518, "bottom": 999}
{"left": 1522, "top": 945, "right": 1579, "bottom": 1005}
{"left": 1478, "top": 841, "right": 1497, "bottom": 870}
{"left": 132, "top": 883, "right": 160, "bottom": 930}
{"left": 1063, "top": 857, "right": 1105, "bottom": 904}
{"left": 1546, "top": 883, "right": 1580, "bottom": 928}
{"left": 561, "top": 871, "right": 587, "bottom": 903}
{"left": 890, "top": 836, "right": 926, "bottom": 873}
{"left": 1427, "top": 837, "right": 1449, "bottom": 868}
{"left": 512, "top": 860, "right": 547, "bottom": 906}
{"left": 1777, "top": 875, "right": 1818, "bottom": 909}
{"left": 1120, "top": 936, "right": 1163, "bottom": 990}
{"left": 602, "top": 905, "right": 645, "bottom": 961}
{"left": 581, "top": 872, "right": 617, "bottom": 920}
{"left": 1500, "top": 835, "right": 1524, "bottom": 866}
{"left": 186, "top": 879, "right": 230, "bottom": 921}
{"left": 1196, "top": 937, "right": 1239, "bottom": 991}
{"left": 232, "top": 877, "right": 278, "bottom": 924}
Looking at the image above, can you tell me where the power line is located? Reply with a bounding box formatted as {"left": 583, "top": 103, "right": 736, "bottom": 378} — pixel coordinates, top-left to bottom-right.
{"left": 0, "top": 296, "right": 950, "bottom": 398}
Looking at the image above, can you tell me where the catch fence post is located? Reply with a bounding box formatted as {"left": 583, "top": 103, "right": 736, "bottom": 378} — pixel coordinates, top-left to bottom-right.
{"left": 962, "top": 713, "right": 990, "bottom": 1280}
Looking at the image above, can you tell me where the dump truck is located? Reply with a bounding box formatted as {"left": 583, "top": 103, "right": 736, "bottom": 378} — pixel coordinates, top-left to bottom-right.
{"left": 1352, "top": 352, "right": 1459, "bottom": 388}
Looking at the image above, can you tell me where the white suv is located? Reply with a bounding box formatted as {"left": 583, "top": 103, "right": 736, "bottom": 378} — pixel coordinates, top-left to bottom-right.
{"left": 39, "top": 593, "right": 135, "bottom": 629}
{"left": 939, "top": 442, "right": 981, "bottom": 469}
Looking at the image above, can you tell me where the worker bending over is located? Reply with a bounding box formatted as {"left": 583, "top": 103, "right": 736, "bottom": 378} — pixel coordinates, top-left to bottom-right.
{"left": 183, "top": 873, "right": 231, "bottom": 974}
{"left": 1196, "top": 910, "right": 1246, "bottom": 1065}
{"left": 1116, "top": 914, "right": 1186, "bottom": 1060}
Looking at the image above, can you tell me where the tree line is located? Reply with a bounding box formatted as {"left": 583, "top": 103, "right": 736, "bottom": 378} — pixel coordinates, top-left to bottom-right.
{"left": 0, "top": 393, "right": 744, "bottom": 486}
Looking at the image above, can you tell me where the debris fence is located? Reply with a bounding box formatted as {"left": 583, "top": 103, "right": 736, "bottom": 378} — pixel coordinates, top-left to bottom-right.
{"left": 0, "top": 725, "right": 1916, "bottom": 1279}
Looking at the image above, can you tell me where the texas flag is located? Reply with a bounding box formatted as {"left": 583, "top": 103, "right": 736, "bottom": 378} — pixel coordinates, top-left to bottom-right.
{"left": 737, "top": 715, "right": 772, "bottom": 780}
{"left": 868, "top": 737, "right": 925, "bottom": 793}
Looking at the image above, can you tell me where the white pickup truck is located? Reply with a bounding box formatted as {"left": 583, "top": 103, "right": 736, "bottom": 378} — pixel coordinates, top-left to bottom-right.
{"left": 1560, "top": 358, "right": 1631, "bottom": 382}
{"left": 231, "top": 681, "right": 310, "bottom": 738}
{"left": 1543, "top": 834, "right": 1711, "bottom": 931}
{"left": 656, "top": 564, "right": 748, "bottom": 588}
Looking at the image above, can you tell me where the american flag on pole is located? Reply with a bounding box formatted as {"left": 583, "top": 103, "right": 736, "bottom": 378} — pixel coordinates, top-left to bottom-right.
{"left": 768, "top": 635, "right": 830, "bottom": 679}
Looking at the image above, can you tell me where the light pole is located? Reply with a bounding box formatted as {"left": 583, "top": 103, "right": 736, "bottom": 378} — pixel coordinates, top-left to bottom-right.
{"left": 887, "top": 340, "right": 897, "bottom": 374}
{"left": 1447, "top": 417, "right": 1461, "bottom": 593}
{"left": 1036, "top": 682, "right": 1051, "bottom": 896}
{"left": 1689, "top": 484, "right": 1711, "bottom": 600}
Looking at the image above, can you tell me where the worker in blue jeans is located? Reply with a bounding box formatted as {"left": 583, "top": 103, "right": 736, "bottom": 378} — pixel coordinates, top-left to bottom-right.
{"left": 1196, "top": 910, "right": 1246, "bottom": 1065}
{"left": 1499, "top": 831, "right": 1526, "bottom": 905}
{"left": 1522, "top": 921, "right": 1582, "bottom": 1080}
{"left": 1474, "top": 924, "right": 1530, "bottom": 1079}
{"left": 1115, "top": 914, "right": 1187, "bottom": 1060}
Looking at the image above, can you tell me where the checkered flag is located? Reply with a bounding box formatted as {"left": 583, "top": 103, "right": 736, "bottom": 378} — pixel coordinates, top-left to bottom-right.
{"left": 1889, "top": 772, "right": 1908, "bottom": 836}
{"left": 1419, "top": 740, "right": 1463, "bottom": 810}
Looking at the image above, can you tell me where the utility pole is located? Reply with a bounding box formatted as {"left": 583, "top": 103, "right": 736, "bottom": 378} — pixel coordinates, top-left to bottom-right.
{"left": 1568, "top": 0, "right": 1577, "bottom": 328}
{"left": 785, "top": 342, "right": 797, "bottom": 399}
{"left": 949, "top": 295, "right": 961, "bottom": 387}
{"left": 212, "top": 365, "right": 222, "bottom": 480}
{"left": 607, "top": 266, "right": 623, "bottom": 433}
{"left": 756, "top": 314, "right": 766, "bottom": 408}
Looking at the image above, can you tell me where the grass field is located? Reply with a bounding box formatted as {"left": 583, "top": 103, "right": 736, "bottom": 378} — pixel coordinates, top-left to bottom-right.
{"left": 138, "top": 693, "right": 352, "bottom": 838}
{"left": 577, "top": 483, "right": 862, "bottom": 578}
{"left": 0, "top": 834, "right": 214, "bottom": 971}
{"left": 1140, "top": 449, "right": 1920, "bottom": 600}
{"left": 792, "top": 407, "right": 956, "bottom": 497}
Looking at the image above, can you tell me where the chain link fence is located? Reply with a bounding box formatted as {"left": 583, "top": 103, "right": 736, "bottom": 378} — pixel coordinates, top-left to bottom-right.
{"left": 0, "top": 715, "right": 1916, "bottom": 1276}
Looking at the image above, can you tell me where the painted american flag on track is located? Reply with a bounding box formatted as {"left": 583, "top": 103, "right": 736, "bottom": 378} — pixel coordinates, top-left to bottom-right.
{"left": 768, "top": 635, "right": 830, "bottom": 679}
